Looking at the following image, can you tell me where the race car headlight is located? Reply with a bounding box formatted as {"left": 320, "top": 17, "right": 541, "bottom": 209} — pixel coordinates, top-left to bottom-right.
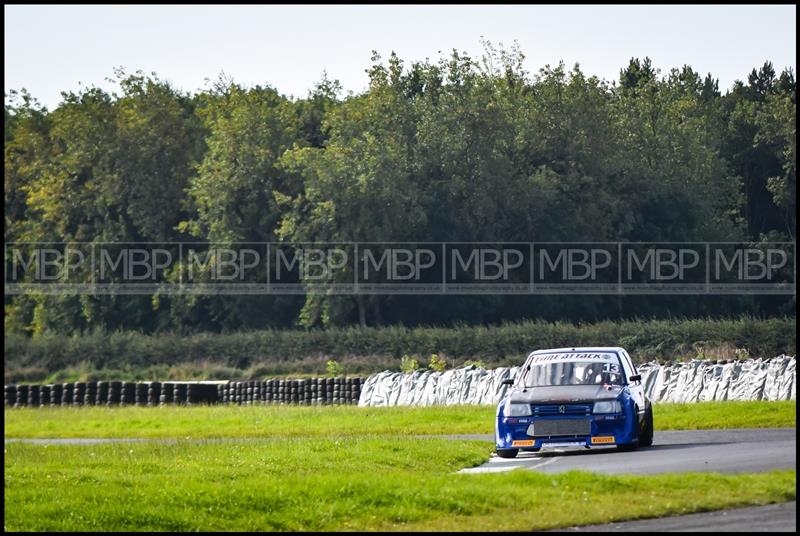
{"left": 504, "top": 402, "right": 532, "bottom": 417}
{"left": 593, "top": 401, "right": 622, "bottom": 414}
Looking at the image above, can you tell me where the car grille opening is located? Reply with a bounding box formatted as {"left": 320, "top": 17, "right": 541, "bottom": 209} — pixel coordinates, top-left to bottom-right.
{"left": 529, "top": 419, "right": 591, "bottom": 437}
{"left": 532, "top": 404, "right": 592, "bottom": 416}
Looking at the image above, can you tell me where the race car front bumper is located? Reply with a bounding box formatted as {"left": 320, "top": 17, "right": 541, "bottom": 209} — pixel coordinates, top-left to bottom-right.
{"left": 495, "top": 406, "right": 638, "bottom": 450}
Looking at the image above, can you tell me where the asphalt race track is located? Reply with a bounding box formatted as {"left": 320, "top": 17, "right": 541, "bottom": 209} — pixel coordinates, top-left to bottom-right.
{"left": 557, "top": 501, "right": 797, "bottom": 532}
{"left": 456, "top": 428, "right": 796, "bottom": 475}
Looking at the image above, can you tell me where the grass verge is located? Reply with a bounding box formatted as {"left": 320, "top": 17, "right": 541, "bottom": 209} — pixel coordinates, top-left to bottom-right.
{"left": 4, "top": 401, "right": 796, "bottom": 439}
{"left": 3, "top": 438, "right": 796, "bottom": 531}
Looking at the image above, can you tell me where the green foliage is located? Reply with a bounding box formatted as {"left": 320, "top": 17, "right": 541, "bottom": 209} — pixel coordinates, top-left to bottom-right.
{"left": 4, "top": 51, "right": 796, "bottom": 334}
{"left": 4, "top": 317, "right": 795, "bottom": 383}
{"left": 400, "top": 355, "right": 420, "bottom": 373}
{"left": 428, "top": 353, "right": 447, "bottom": 372}
{"left": 464, "top": 359, "right": 486, "bottom": 369}
{"left": 325, "top": 359, "right": 344, "bottom": 377}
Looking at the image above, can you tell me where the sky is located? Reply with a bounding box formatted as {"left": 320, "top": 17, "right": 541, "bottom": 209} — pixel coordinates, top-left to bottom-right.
{"left": 4, "top": 4, "right": 797, "bottom": 109}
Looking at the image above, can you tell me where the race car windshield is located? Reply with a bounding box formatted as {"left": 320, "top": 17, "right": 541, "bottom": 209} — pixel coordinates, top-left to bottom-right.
{"left": 522, "top": 358, "right": 623, "bottom": 387}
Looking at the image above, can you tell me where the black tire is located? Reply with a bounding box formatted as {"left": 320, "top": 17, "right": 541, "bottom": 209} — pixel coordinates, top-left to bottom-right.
{"left": 617, "top": 405, "right": 642, "bottom": 451}
{"left": 639, "top": 405, "right": 654, "bottom": 447}
{"left": 496, "top": 448, "right": 519, "bottom": 459}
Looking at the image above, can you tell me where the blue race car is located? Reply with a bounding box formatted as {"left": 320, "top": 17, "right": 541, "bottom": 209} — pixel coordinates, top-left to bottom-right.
{"left": 495, "top": 347, "right": 653, "bottom": 458}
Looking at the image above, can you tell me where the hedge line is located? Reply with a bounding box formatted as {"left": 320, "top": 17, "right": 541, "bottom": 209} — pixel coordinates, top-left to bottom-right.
{"left": 4, "top": 317, "right": 795, "bottom": 383}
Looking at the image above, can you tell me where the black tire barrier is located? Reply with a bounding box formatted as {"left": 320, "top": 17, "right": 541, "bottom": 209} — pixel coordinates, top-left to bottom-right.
{"left": 108, "top": 381, "right": 122, "bottom": 406}
{"left": 29, "top": 385, "right": 41, "bottom": 407}
{"left": 85, "top": 381, "right": 98, "bottom": 406}
{"left": 174, "top": 383, "right": 187, "bottom": 404}
{"left": 40, "top": 384, "right": 51, "bottom": 407}
{"left": 51, "top": 384, "right": 63, "bottom": 406}
{"left": 15, "top": 385, "right": 28, "bottom": 407}
{"left": 121, "top": 382, "right": 136, "bottom": 405}
{"left": 254, "top": 381, "right": 262, "bottom": 404}
{"left": 184, "top": 383, "right": 220, "bottom": 404}
{"left": 73, "top": 382, "right": 86, "bottom": 406}
{"left": 208, "top": 383, "right": 219, "bottom": 404}
{"left": 148, "top": 382, "right": 161, "bottom": 406}
{"left": 4, "top": 377, "right": 365, "bottom": 407}
{"left": 160, "top": 382, "right": 175, "bottom": 405}
{"left": 332, "top": 378, "right": 342, "bottom": 405}
{"left": 6, "top": 384, "right": 18, "bottom": 407}
{"left": 323, "top": 379, "right": 329, "bottom": 404}
{"left": 96, "top": 381, "right": 109, "bottom": 405}
{"left": 15, "top": 385, "right": 29, "bottom": 407}
{"left": 188, "top": 383, "right": 217, "bottom": 405}
{"left": 62, "top": 383, "right": 74, "bottom": 406}
{"left": 135, "top": 382, "right": 149, "bottom": 406}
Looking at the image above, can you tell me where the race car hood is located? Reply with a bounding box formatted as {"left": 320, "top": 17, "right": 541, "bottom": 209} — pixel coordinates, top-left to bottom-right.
{"left": 508, "top": 384, "right": 623, "bottom": 404}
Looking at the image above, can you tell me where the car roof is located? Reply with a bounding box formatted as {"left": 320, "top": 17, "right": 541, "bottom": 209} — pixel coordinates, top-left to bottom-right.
{"left": 529, "top": 347, "right": 625, "bottom": 355}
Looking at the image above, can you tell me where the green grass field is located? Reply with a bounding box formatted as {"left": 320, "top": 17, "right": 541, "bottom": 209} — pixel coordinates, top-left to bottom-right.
{"left": 4, "top": 400, "right": 796, "bottom": 439}
{"left": 4, "top": 401, "right": 797, "bottom": 531}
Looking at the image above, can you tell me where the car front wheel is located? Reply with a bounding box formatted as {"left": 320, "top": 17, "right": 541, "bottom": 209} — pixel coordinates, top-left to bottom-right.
{"left": 496, "top": 448, "right": 519, "bottom": 459}
{"left": 617, "top": 406, "right": 643, "bottom": 451}
{"left": 638, "top": 405, "right": 654, "bottom": 447}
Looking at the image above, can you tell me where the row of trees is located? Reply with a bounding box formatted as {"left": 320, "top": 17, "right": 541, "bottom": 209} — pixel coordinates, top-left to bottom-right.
{"left": 5, "top": 45, "right": 796, "bottom": 334}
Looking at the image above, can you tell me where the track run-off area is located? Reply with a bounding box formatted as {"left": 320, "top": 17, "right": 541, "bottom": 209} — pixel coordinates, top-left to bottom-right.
{"left": 4, "top": 403, "right": 796, "bottom": 531}
{"left": 6, "top": 428, "right": 797, "bottom": 477}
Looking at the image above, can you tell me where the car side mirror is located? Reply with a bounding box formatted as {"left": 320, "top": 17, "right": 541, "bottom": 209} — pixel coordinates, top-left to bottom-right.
{"left": 629, "top": 374, "right": 641, "bottom": 382}
{"left": 501, "top": 378, "right": 514, "bottom": 386}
